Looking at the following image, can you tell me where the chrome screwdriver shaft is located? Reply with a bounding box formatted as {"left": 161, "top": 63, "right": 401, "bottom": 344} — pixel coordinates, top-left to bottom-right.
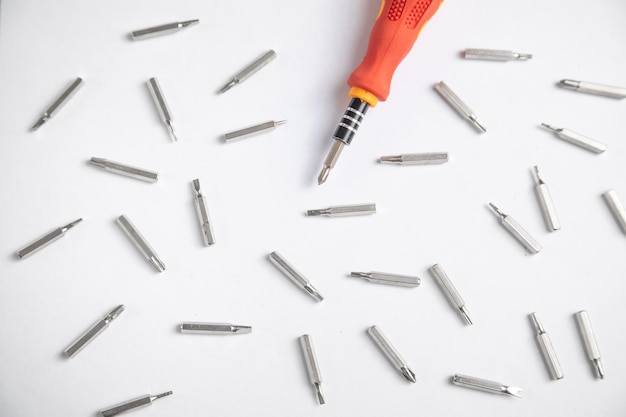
{"left": 269, "top": 251, "right": 323, "bottom": 302}
{"left": 380, "top": 152, "right": 448, "bottom": 165}
{"left": 367, "top": 325, "right": 416, "bottom": 383}
{"left": 488, "top": 203, "right": 542, "bottom": 254}
{"left": 530, "top": 312, "right": 564, "bottom": 380}
{"left": 100, "top": 391, "right": 173, "bottom": 417}
{"left": 350, "top": 271, "right": 420, "bottom": 287}
{"left": 575, "top": 310, "right": 604, "bottom": 379}
{"left": 541, "top": 123, "right": 606, "bottom": 154}
{"left": 559, "top": 79, "right": 626, "bottom": 99}
{"left": 180, "top": 322, "right": 251, "bottom": 335}
{"left": 463, "top": 48, "right": 532, "bottom": 61}
{"left": 192, "top": 179, "right": 215, "bottom": 245}
{"left": 117, "top": 215, "right": 165, "bottom": 272}
{"left": 64, "top": 305, "right": 125, "bottom": 358}
{"left": 223, "top": 120, "right": 286, "bottom": 143}
{"left": 32, "top": 77, "right": 84, "bottom": 131}
{"left": 452, "top": 374, "right": 523, "bottom": 398}
{"left": 89, "top": 157, "right": 158, "bottom": 183}
{"left": 16, "top": 218, "right": 82, "bottom": 259}
{"left": 603, "top": 189, "right": 626, "bottom": 234}
{"left": 533, "top": 166, "right": 560, "bottom": 231}
{"left": 219, "top": 50, "right": 277, "bottom": 94}
{"left": 434, "top": 81, "right": 486, "bottom": 133}
{"left": 306, "top": 203, "right": 376, "bottom": 217}
{"left": 131, "top": 19, "right": 198, "bottom": 40}
{"left": 147, "top": 77, "right": 177, "bottom": 141}
{"left": 300, "top": 334, "right": 325, "bottom": 405}
{"left": 429, "top": 264, "right": 473, "bottom": 325}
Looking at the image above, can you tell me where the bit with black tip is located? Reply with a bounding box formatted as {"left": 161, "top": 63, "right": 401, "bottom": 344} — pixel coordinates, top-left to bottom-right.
{"left": 367, "top": 325, "right": 416, "bottom": 383}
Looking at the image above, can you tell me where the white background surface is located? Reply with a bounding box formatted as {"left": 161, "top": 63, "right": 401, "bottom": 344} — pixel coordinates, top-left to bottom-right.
{"left": 1, "top": 0, "right": 626, "bottom": 416}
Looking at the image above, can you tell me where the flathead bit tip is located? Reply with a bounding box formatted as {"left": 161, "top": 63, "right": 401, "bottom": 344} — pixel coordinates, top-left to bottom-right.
{"left": 317, "top": 166, "right": 330, "bottom": 185}
{"left": 506, "top": 387, "right": 523, "bottom": 398}
{"left": 31, "top": 116, "right": 48, "bottom": 131}
{"left": 401, "top": 367, "right": 417, "bottom": 383}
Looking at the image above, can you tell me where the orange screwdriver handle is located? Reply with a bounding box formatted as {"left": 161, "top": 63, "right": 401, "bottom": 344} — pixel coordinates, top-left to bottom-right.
{"left": 348, "top": 0, "right": 444, "bottom": 105}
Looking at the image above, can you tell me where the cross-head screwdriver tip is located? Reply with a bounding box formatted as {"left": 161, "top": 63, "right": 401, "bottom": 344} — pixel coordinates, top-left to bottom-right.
{"left": 401, "top": 367, "right": 417, "bottom": 383}
{"left": 317, "top": 166, "right": 331, "bottom": 185}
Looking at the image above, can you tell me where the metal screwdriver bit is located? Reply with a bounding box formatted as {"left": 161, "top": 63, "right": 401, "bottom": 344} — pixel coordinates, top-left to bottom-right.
{"left": 117, "top": 215, "right": 165, "bottom": 272}
{"left": 429, "top": 264, "right": 473, "bottom": 325}
{"left": 131, "top": 19, "right": 199, "bottom": 40}
{"left": 488, "top": 203, "right": 542, "bottom": 254}
{"left": 223, "top": 120, "right": 287, "bottom": 143}
{"left": 558, "top": 79, "right": 626, "bottom": 99}
{"left": 64, "top": 305, "right": 125, "bottom": 358}
{"left": 219, "top": 49, "right": 277, "bottom": 94}
{"left": 434, "top": 81, "right": 486, "bottom": 133}
{"left": 180, "top": 322, "right": 251, "bottom": 335}
{"left": 100, "top": 391, "right": 173, "bottom": 417}
{"left": 603, "top": 189, "right": 626, "bottom": 234}
{"left": 530, "top": 312, "right": 564, "bottom": 380}
{"left": 192, "top": 179, "right": 215, "bottom": 245}
{"left": 575, "top": 310, "right": 604, "bottom": 379}
{"left": 541, "top": 123, "right": 606, "bottom": 154}
{"left": 147, "top": 77, "right": 177, "bottom": 142}
{"left": 89, "top": 157, "right": 159, "bottom": 183}
{"left": 533, "top": 166, "right": 560, "bottom": 232}
{"left": 269, "top": 251, "right": 323, "bottom": 301}
{"left": 452, "top": 374, "right": 523, "bottom": 398}
{"left": 300, "top": 334, "right": 325, "bottom": 405}
{"left": 32, "top": 77, "right": 84, "bottom": 131}
{"left": 350, "top": 271, "right": 420, "bottom": 287}
{"left": 306, "top": 203, "right": 376, "bottom": 217}
{"left": 16, "top": 218, "right": 82, "bottom": 259}
{"left": 463, "top": 48, "right": 532, "bottom": 61}
{"left": 367, "top": 325, "right": 416, "bottom": 383}
{"left": 380, "top": 152, "right": 448, "bottom": 165}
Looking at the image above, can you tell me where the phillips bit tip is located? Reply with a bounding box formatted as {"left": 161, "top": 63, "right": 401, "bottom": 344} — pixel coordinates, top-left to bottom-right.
{"left": 317, "top": 166, "right": 331, "bottom": 185}
{"left": 105, "top": 305, "right": 126, "bottom": 322}
{"left": 401, "top": 367, "right": 417, "bottom": 383}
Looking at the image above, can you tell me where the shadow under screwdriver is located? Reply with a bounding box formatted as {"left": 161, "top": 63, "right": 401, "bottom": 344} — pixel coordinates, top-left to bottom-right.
{"left": 16, "top": 218, "right": 82, "bottom": 259}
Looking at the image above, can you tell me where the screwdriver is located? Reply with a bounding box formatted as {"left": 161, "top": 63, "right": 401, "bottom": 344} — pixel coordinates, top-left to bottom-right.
{"left": 318, "top": 0, "right": 444, "bottom": 185}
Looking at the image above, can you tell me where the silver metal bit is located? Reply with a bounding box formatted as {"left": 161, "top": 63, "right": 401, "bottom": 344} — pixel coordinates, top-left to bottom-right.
{"left": 533, "top": 166, "right": 560, "bottom": 232}
{"left": 380, "top": 152, "right": 448, "bottom": 165}
{"left": 306, "top": 203, "right": 376, "bottom": 217}
{"left": 350, "top": 271, "right": 420, "bottom": 288}
{"left": 223, "top": 120, "right": 286, "bottom": 143}
{"left": 218, "top": 49, "right": 277, "bottom": 94}
{"left": 64, "top": 305, "right": 125, "bottom": 358}
{"left": 16, "top": 218, "right": 82, "bottom": 259}
{"left": 452, "top": 374, "right": 523, "bottom": 398}
{"left": 530, "top": 312, "right": 564, "bottom": 380}
{"left": 603, "top": 189, "right": 626, "bottom": 234}
{"left": 429, "top": 264, "right": 473, "bottom": 325}
{"left": 117, "top": 215, "right": 165, "bottom": 272}
{"left": 434, "top": 81, "right": 486, "bottom": 133}
{"left": 540, "top": 123, "right": 606, "bottom": 154}
{"left": 192, "top": 179, "right": 215, "bottom": 245}
{"left": 488, "top": 203, "right": 542, "bottom": 254}
{"left": 31, "top": 77, "right": 84, "bottom": 131}
{"left": 100, "top": 391, "right": 173, "bottom": 417}
{"left": 367, "top": 325, "right": 416, "bottom": 383}
{"left": 463, "top": 48, "right": 532, "bottom": 61}
{"left": 269, "top": 251, "right": 323, "bottom": 301}
{"left": 575, "top": 310, "right": 604, "bottom": 379}
{"left": 318, "top": 140, "right": 345, "bottom": 185}
{"left": 147, "top": 77, "right": 177, "bottom": 142}
{"left": 131, "top": 19, "right": 199, "bottom": 40}
{"left": 89, "top": 157, "right": 159, "bottom": 183}
{"left": 558, "top": 79, "right": 626, "bottom": 99}
{"left": 300, "top": 334, "right": 325, "bottom": 405}
{"left": 180, "top": 322, "right": 251, "bottom": 335}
